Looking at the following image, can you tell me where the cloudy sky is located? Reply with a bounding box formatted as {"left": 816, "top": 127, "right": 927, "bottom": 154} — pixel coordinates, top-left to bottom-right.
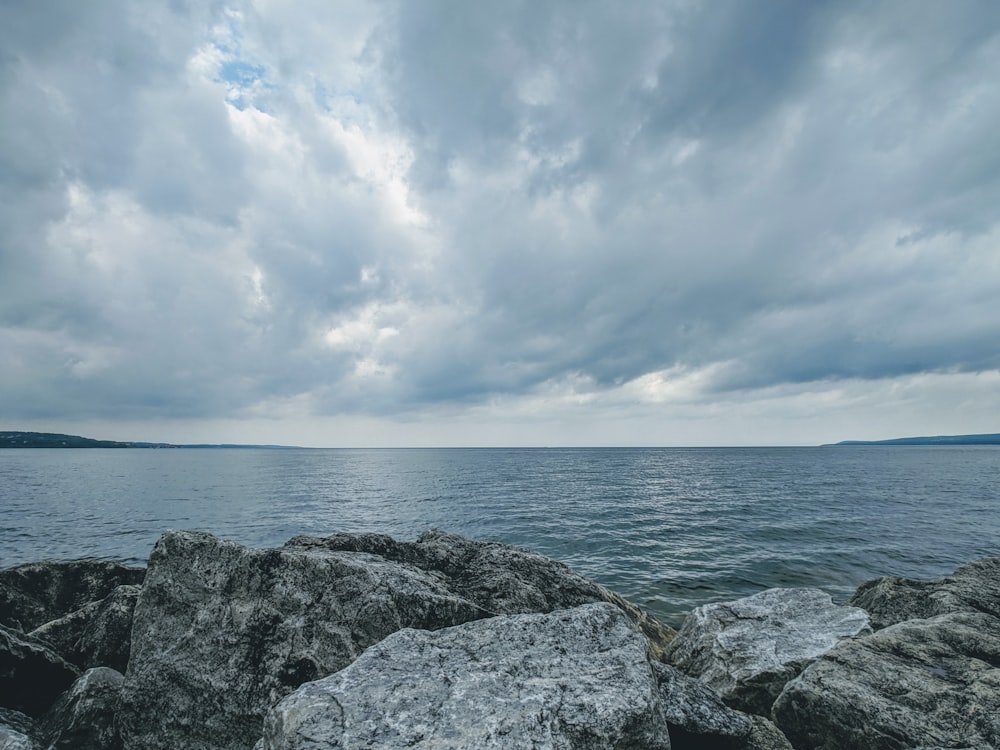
{"left": 2, "top": 1, "right": 999, "bottom": 447}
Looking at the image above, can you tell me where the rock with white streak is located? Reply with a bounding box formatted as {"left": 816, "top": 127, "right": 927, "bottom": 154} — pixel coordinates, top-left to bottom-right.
{"left": 664, "top": 587, "right": 871, "bottom": 716}
{"left": 259, "top": 603, "right": 671, "bottom": 750}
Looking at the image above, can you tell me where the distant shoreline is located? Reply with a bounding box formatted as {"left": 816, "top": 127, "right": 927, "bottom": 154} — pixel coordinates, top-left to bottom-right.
{"left": 826, "top": 433, "right": 1000, "bottom": 446}
{"left": 4, "top": 429, "right": 999, "bottom": 450}
{"left": 0, "top": 431, "right": 304, "bottom": 450}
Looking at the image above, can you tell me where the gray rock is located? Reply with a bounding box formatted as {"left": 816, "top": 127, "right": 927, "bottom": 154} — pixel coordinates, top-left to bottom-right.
{"left": 772, "top": 611, "right": 1000, "bottom": 750}
{"left": 0, "top": 624, "right": 80, "bottom": 716}
{"left": 118, "top": 531, "right": 492, "bottom": 750}
{"left": 0, "top": 560, "right": 144, "bottom": 632}
{"left": 40, "top": 667, "right": 123, "bottom": 750}
{"left": 259, "top": 603, "right": 672, "bottom": 749}
{"left": 664, "top": 587, "right": 871, "bottom": 716}
{"left": 850, "top": 555, "right": 1000, "bottom": 629}
{"left": 285, "top": 529, "right": 676, "bottom": 658}
{"left": 652, "top": 661, "right": 793, "bottom": 749}
{"left": 119, "top": 529, "right": 676, "bottom": 750}
{"left": 0, "top": 709, "right": 37, "bottom": 750}
{"left": 29, "top": 585, "right": 140, "bottom": 672}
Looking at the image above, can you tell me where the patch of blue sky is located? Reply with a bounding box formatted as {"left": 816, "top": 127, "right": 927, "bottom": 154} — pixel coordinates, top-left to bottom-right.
{"left": 218, "top": 59, "right": 269, "bottom": 111}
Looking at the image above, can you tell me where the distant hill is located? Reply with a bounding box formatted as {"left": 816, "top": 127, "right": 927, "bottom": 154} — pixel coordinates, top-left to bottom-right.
{"left": 0, "top": 431, "right": 303, "bottom": 449}
{"left": 0, "top": 431, "right": 135, "bottom": 448}
{"left": 829, "top": 433, "right": 1000, "bottom": 446}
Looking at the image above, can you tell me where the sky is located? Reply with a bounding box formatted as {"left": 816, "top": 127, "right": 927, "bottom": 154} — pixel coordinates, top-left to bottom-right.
{"left": 1, "top": 1, "right": 999, "bottom": 447}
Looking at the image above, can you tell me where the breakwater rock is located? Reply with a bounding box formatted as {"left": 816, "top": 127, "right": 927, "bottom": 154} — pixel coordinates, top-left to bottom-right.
{"left": 0, "top": 530, "right": 997, "bottom": 749}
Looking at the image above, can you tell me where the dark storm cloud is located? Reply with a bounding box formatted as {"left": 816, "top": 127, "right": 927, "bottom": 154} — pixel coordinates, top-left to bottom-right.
{"left": 376, "top": 0, "right": 1000, "bottom": 405}
{"left": 1, "top": 0, "right": 999, "bottom": 431}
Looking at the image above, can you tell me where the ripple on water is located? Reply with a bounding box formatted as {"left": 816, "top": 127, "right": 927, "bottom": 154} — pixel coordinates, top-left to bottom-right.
{"left": 1, "top": 446, "right": 998, "bottom": 623}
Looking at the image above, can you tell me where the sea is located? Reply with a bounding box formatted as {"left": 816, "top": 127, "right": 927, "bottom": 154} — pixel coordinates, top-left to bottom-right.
{"left": 1, "top": 446, "right": 997, "bottom": 627}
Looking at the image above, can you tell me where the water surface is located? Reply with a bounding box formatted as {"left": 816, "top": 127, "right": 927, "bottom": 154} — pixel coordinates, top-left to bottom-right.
{"left": 2, "top": 446, "right": 997, "bottom": 626}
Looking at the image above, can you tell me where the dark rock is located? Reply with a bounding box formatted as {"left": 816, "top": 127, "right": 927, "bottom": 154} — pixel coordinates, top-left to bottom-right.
{"left": 772, "top": 611, "right": 1000, "bottom": 750}
{"left": 259, "top": 603, "right": 672, "bottom": 749}
{"left": 40, "top": 667, "right": 123, "bottom": 750}
{"left": 0, "top": 624, "right": 80, "bottom": 716}
{"left": 652, "top": 662, "right": 792, "bottom": 750}
{"left": 664, "top": 587, "right": 870, "bottom": 716}
{"left": 286, "top": 529, "right": 676, "bottom": 658}
{"left": 29, "top": 585, "right": 140, "bottom": 672}
{"left": 0, "top": 560, "right": 144, "bottom": 633}
{"left": 849, "top": 555, "right": 1000, "bottom": 629}
{"left": 0, "top": 708, "right": 38, "bottom": 750}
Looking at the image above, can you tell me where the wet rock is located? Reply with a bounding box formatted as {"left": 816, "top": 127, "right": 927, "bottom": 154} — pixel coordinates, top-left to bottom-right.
{"left": 772, "top": 611, "right": 1000, "bottom": 750}
{"left": 652, "top": 663, "right": 792, "bottom": 750}
{"left": 118, "top": 531, "right": 492, "bottom": 750}
{"left": 40, "top": 667, "right": 122, "bottom": 750}
{"left": 0, "top": 560, "right": 144, "bottom": 633}
{"left": 29, "top": 585, "right": 140, "bottom": 672}
{"left": 664, "top": 588, "right": 870, "bottom": 716}
{"left": 849, "top": 555, "right": 1000, "bottom": 629}
{"left": 285, "top": 529, "right": 676, "bottom": 658}
{"left": 259, "top": 603, "right": 671, "bottom": 749}
{"left": 0, "top": 709, "right": 37, "bottom": 750}
{"left": 0, "top": 624, "right": 80, "bottom": 716}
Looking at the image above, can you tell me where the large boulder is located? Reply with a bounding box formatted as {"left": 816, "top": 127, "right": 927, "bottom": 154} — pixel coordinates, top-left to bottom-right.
{"left": 39, "top": 667, "right": 123, "bottom": 750}
{"left": 119, "top": 531, "right": 487, "bottom": 749}
{"left": 664, "top": 588, "right": 870, "bottom": 716}
{"left": 772, "top": 611, "right": 1000, "bottom": 750}
{"left": 259, "top": 603, "right": 671, "bottom": 749}
{"left": 0, "top": 561, "right": 144, "bottom": 632}
{"left": 284, "top": 530, "right": 676, "bottom": 657}
{"left": 119, "top": 529, "right": 671, "bottom": 750}
{"left": 849, "top": 555, "right": 1000, "bottom": 629}
{"left": 29, "top": 585, "right": 140, "bottom": 672}
{"left": 0, "top": 624, "right": 80, "bottom": 716}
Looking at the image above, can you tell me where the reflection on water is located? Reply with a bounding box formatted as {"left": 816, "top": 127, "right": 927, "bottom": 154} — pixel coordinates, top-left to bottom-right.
{"left": 1, "top": 446, "right": 998, "bottom": 626}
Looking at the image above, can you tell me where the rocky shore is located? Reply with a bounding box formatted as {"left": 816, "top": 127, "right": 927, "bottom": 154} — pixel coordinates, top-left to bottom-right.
{"left": 1, "top": 530, "right": 997, "bottom": 749}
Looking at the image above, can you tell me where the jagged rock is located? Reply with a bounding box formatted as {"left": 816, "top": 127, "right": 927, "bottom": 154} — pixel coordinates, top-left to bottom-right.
{"left": 0, "top": 709, "right": 37, "bottom": 750}
{"left": 119, "top": 531, "right": 494, "bottom": 750}
{"left": 0, "top": 624, "right": 80, "bottom": 716}
{"left": 849, "top": 555, "right": 1000, "bottom": 629}
{"left": 259, "top": 603, "right": 671, "bottom": 749}
{"left": 0, "top": 560, "right": 144, "bottom": 633}
{"left": 119, "top": 530, "right": 675, "bottom": 750}
{"left": 772, "top": 611, "right": 1000, "bottom": 750}
{"left": 652, "top": 661, "right": 793, "bottom": 749}
{"left": 285, "top": 529, "right": 676, "bottom": 658}
{"left": 40, "top": 667, "right": 122, "bottom": 750}
{"left": 664, "top": 588, "right": 871, "bottom": 716}
{"left": 29, "top": 585, "right": 140, "bottom": 672}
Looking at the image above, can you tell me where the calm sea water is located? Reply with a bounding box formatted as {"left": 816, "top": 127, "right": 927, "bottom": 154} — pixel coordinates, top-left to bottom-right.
{"left": 1, "top": 447, "right": 997, "bottom": 626}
